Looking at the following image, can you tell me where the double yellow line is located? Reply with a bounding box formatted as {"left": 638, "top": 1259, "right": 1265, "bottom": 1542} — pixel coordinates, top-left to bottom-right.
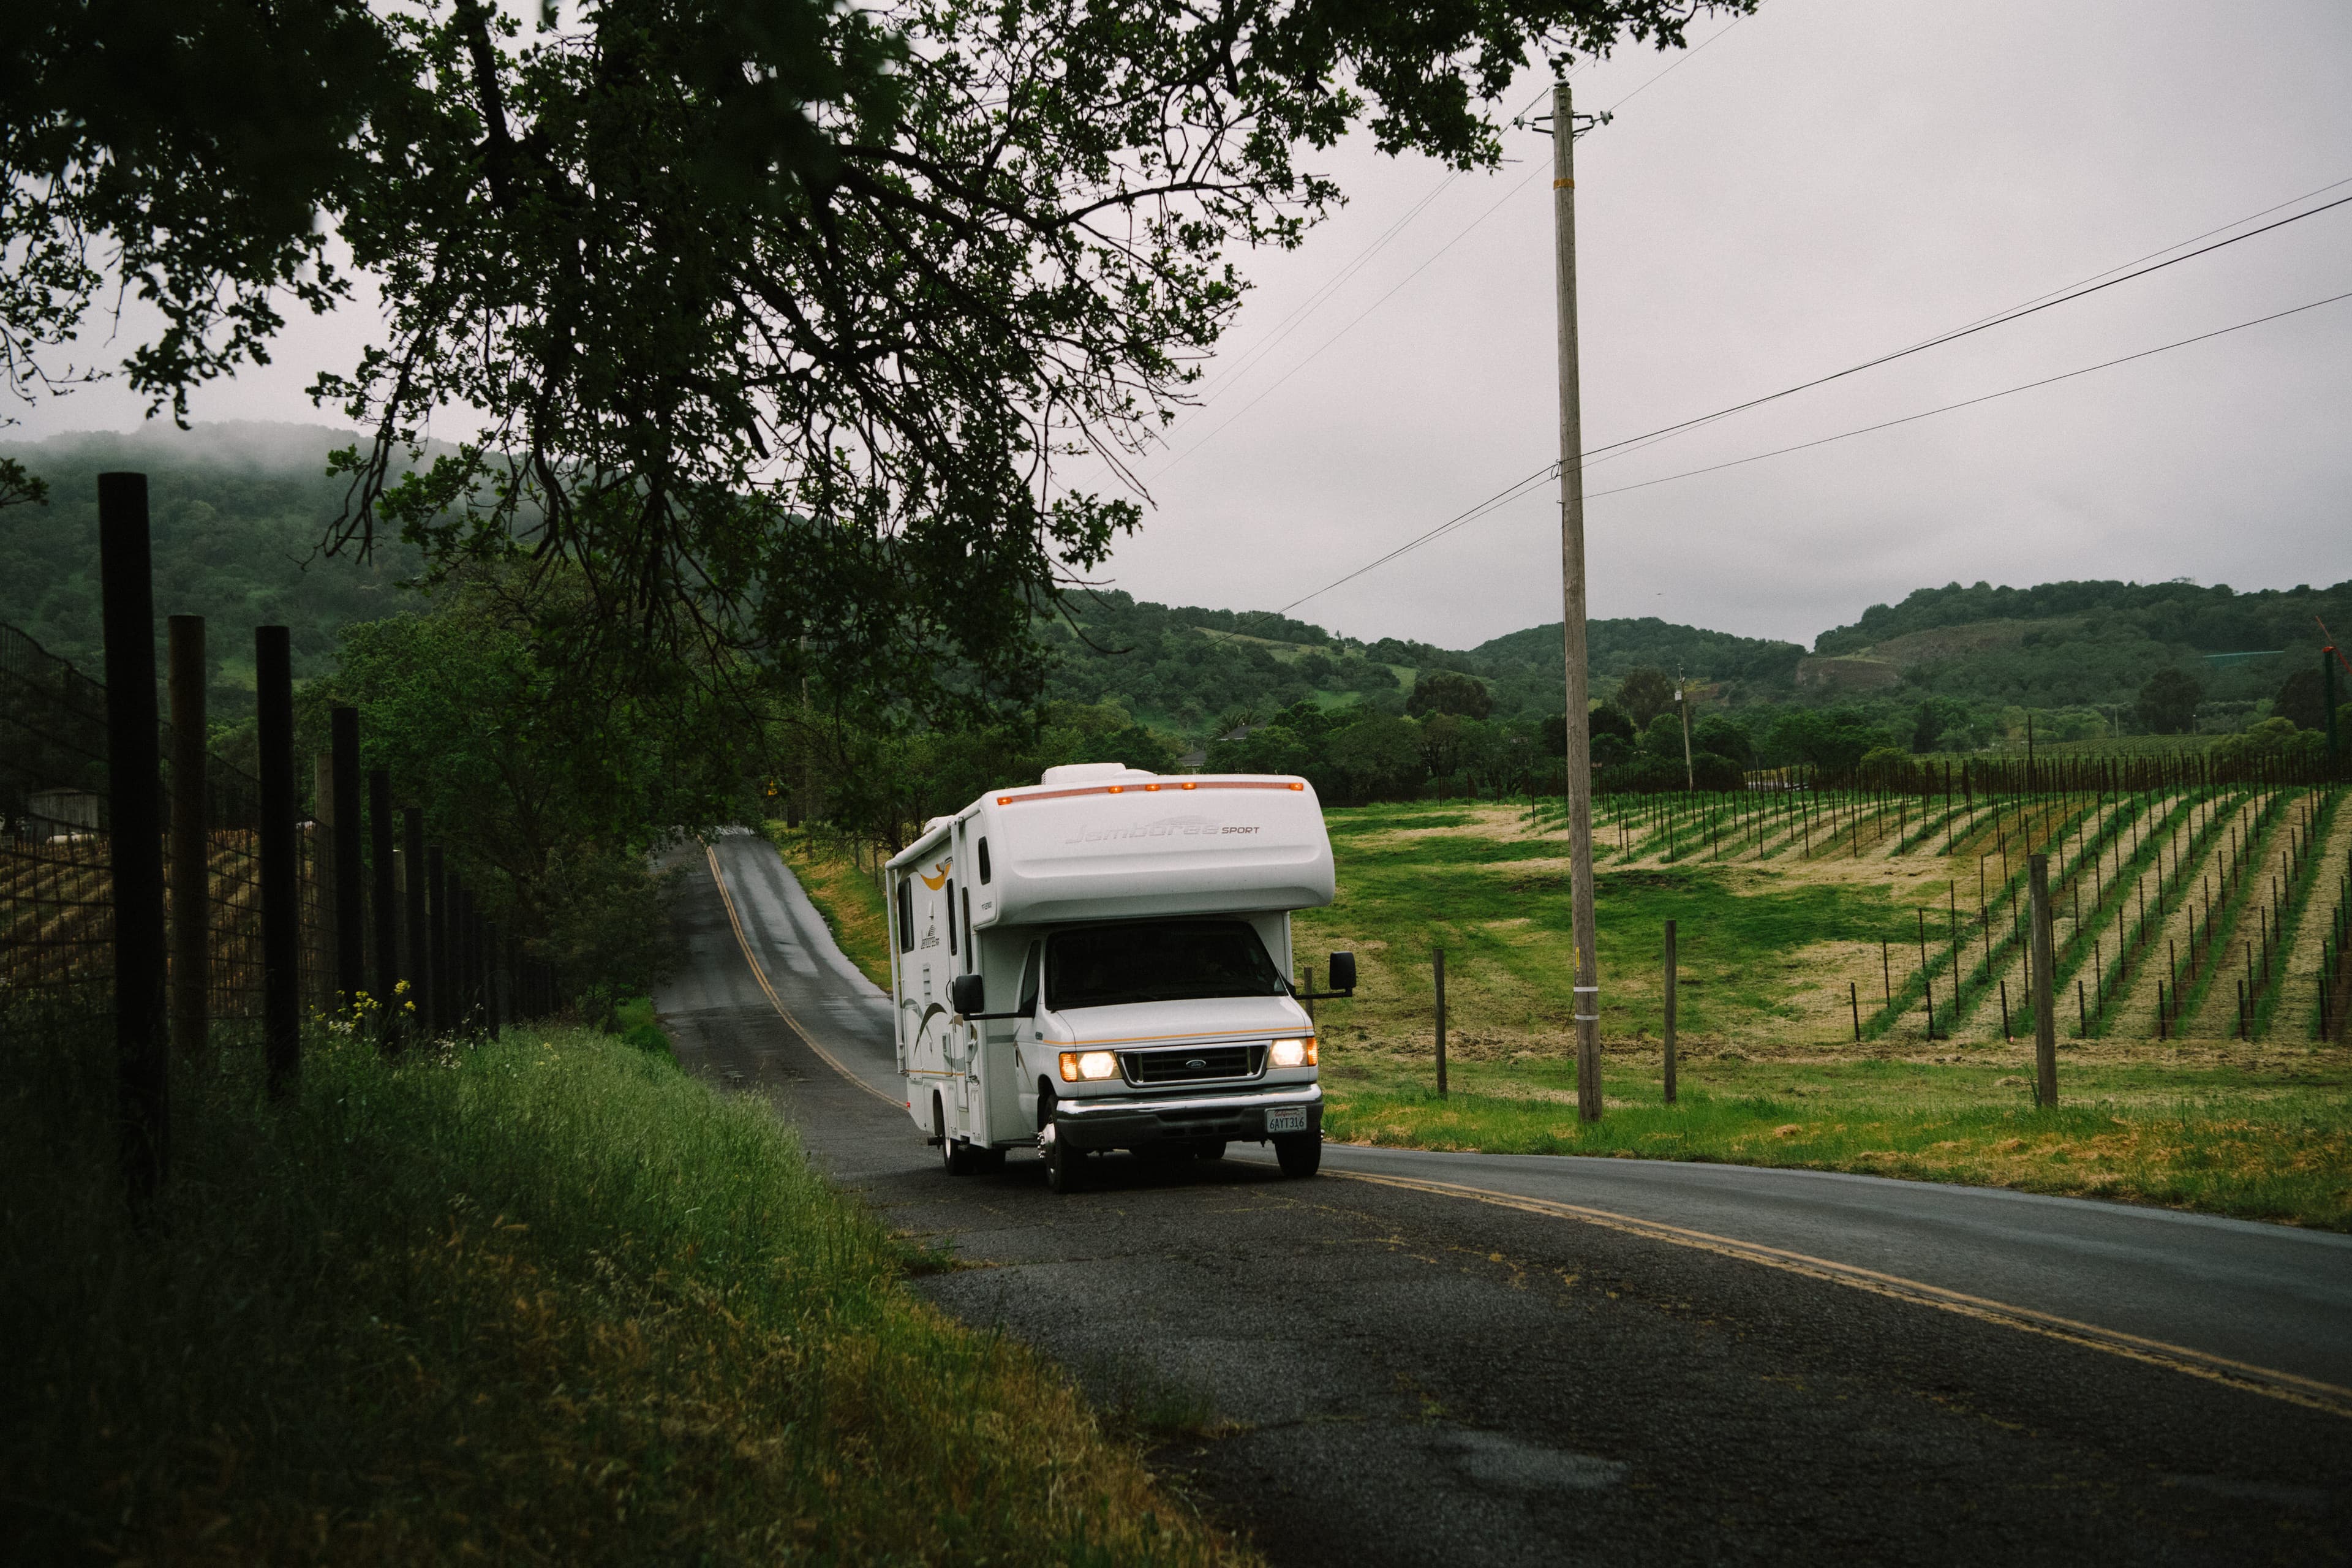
{"left": 703, "top": 842, "right": 903, "bottom": 1109}
{"left": 1325, "top": 1166, "right": 2352, "bottom": 1419}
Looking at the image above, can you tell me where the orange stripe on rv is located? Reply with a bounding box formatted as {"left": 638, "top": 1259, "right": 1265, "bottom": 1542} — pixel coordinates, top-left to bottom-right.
{"left": 993, "top": 779, "right": 1306, "bottom": 805}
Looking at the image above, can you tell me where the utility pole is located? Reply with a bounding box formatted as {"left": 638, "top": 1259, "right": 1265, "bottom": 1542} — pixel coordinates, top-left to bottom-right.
{"left": 1551, "top": 80, "right": 1602, "bottom": 1123}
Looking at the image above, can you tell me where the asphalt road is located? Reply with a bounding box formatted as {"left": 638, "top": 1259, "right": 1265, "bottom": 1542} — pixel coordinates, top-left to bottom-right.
{"left": 659, "top": 831, "right": 2352, "bottom": 1565}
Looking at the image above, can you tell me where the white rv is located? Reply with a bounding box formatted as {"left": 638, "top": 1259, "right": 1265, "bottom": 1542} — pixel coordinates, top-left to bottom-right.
{"left": 883, "top": 763, "right": 1354, "bottom": 1192}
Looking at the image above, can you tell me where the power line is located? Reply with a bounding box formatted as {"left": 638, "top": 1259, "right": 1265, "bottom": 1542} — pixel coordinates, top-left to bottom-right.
{"left": 1578, "top": 287, "right": 2352, "bottom": 502}
{"left": 1577, "top": 188, "right": 2352, "bottom": 467}
{"left": 1256, "top": 284, "right": 2352, "bottom": 620}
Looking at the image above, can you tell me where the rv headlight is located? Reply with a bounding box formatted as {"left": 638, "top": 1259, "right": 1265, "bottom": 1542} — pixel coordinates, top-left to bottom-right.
{"left": 1058, "top": 1050, "right": 1120, "bottom": 1082}
{"left": 1270, "top": 1038, "right": 1317, "bottom": 1068}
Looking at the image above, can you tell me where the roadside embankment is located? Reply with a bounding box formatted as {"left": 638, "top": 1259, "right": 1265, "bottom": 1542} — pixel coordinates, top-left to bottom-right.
{"left": 0, "top": 1019, "right": 1248, "bottom": 1564}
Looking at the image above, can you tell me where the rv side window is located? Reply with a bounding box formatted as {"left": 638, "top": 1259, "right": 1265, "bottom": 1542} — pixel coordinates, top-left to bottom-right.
{"left": 978, "top": 838, "right": 991, "bottom": 884}
{"left": 960, "top": 888, "right": 972, "bottom": 967}
{"left": 896, "top": 876, "right": 913, "bottom": 952}
{"left": 946, "top": 880, "right": 956, "bottom": 956}
{"left": 1017, "top": 943, "right": 1041, "bottom": 1017}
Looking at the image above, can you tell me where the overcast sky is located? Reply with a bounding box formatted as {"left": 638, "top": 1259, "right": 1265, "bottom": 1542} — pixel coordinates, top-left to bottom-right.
{"left": 16, "top": 0, "right": 2351, "bottom": 652}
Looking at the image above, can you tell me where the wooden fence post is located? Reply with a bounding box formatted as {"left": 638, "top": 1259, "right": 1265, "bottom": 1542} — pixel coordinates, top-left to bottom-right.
{"left": 368, "top": 769, "right": 399, "bottom": 1052}
{"left": 402, "top": 808, "right": 428, "bottom": 1042}
{"left": 167, "top": 614, "right": 208, "bottom": 1061}
{"left": 100, "top": 473, "right": 169, "bottom": 1207}
{"left": 257, "top": 624, "right": 300, "bottom": 1098}
{"left": 331, "top": 708, "right": 364, "bottom": 1010}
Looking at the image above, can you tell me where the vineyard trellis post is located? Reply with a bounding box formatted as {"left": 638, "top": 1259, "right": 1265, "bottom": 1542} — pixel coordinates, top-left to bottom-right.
{"left": 168, "top": 613, "right": 207, "bottom": 1060}
{"left": 2030, "top": 852, "right": 2057, "bottom": 1107}
{"left": 99, "top": 472, "right": 169, "bottom": 1211}
{"left": 1662, "top": 918, "right": 1678, "bottom": 1104}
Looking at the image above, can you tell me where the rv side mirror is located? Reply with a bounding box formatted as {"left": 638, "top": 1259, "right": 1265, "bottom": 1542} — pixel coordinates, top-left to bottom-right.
{"left": 1327, "top": 952, "right": 1357, "bottom": 993}
{"left": 949, "top": 973, "right": 986, "bottom": 1016}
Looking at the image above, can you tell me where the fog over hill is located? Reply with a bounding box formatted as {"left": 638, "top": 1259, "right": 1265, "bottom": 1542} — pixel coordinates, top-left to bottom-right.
{"left": 1, "top": 422, "right": 2339, "bottom": 731}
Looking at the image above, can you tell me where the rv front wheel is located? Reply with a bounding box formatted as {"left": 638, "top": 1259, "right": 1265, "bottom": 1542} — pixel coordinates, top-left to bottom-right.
{"left": 1273, "top": 1132, "right": 1321, "bottom": 1178}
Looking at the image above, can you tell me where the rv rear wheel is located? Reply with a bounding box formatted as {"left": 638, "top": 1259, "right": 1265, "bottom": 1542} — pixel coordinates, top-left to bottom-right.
{"left": 936, "top": 1093, "right": 981, "bottom": 1176}
{"left": 1273, "top": 1131, "right": 1321, "bottom": 1178}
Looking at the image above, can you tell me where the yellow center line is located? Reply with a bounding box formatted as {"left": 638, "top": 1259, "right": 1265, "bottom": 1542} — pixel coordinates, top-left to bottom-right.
{"left": 702, "top": 842, "right": 904, "bottom": 1109}
{"left": 1325, "top": 1166, "right": 2352, "bottom": 1419}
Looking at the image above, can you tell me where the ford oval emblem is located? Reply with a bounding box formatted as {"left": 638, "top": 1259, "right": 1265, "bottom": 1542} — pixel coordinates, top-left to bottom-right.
{"left": 1185, "top": 1057, "right": 1208, "bottom": 1071}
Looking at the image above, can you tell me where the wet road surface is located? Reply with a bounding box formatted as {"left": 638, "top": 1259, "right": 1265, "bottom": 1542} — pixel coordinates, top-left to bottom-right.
{"left": 657, "top": 831, "right": 2352, "bottom": 1565}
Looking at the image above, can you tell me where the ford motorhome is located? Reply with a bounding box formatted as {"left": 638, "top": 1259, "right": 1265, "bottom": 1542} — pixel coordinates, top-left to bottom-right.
{"left": 884, "top": 763, "right": 1353, "bottom": 1192}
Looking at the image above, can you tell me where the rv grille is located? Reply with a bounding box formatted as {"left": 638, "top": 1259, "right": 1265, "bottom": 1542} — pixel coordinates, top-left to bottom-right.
{"left": 1120, "top": 1044, "right": 1264, "bottom": 1085}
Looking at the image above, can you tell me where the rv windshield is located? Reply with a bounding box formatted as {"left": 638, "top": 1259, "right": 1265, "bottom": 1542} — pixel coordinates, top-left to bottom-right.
{"left": 1046, "top": 920, "right": 1286, "bottom": 1011}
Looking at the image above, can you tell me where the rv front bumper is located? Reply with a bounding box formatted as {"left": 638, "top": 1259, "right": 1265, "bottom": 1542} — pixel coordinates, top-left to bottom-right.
{"left": 1054, "top": 1083, "right": 1322, "bottom": 1151}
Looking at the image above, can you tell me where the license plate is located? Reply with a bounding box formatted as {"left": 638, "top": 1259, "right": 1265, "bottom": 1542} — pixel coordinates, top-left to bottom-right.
{"left": 1265, "top": 1106, "right": 1309, "bottom": 1134}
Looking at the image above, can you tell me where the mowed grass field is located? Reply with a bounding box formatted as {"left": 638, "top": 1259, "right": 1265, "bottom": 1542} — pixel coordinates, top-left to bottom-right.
{"left": 1293, "top": 801, "right": 2352, "bottom": 1230}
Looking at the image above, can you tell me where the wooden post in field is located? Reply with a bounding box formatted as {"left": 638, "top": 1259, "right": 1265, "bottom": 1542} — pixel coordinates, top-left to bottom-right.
{"left": 2030, "top": 853, "right": 2057, "bottom": 1107}
{"left": 1662, "top": 919, "right": 1678, "bottom": 1104}
{"left": 1433, "top": 946, "right": 1448, "bottom": 1097}
{"left": 168, "top": 614, "right": 208, "bottom": 1060}
{"left": 1549, "top": 80, "right": 1602, "bottom": 1124}
{"left": 1849, "top": 980, "right": 1860, "bottom": 1042}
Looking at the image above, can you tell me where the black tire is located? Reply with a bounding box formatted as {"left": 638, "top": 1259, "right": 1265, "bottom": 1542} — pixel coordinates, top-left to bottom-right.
{"left": 938, "top": 1093, "right": 979, "bottom": 1175}
{"left": 1036, "top": 1082, "right": 1084, "bottom": 1193}
{"left": 1273, "top": 1131, "right": 1321, "bottom": 1178}
{"left": 1042, "top": 1123, "right": 1084, "bottom": 1193}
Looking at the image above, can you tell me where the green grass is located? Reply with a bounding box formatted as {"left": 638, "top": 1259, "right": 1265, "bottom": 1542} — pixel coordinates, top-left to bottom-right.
{"left": 611, "top": 992, "right": 674, "bottom": 1057}
{"left": 1296, "top": 802, "right": 1910, "bottom": 1046}
{"left": 0, "top": 1019, "right": 1249, "bottom": 1564}
{"left": 768, "top": 821, "right": 895, "bottom": 988}
{"left": 1318, "top": 1043, "right": 2352, "bottom": 1229}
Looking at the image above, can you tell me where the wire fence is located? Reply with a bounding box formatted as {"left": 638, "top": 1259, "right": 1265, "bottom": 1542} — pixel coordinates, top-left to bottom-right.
{"left": 1, "top": 620, "right": 338, "bottom": 1036}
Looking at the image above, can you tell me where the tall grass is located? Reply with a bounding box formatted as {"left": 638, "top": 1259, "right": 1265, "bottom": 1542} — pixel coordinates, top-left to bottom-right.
{"left": 0, "top": 1024, "right": 1245, "bottom": 1564}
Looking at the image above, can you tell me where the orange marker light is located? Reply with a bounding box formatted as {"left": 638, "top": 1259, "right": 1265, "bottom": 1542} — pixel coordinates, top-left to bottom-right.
{"left": 1107, "top": 785, "right": 1124, "bottom": 794}
{"left": 1288, "top": 782, "right": 1305, "bottom": 790}
{"left": 997, "top": 796, "right": 1011, "bottom": 805}
{"left": 1180, "top": 782, "right": 1197, "bottom": 790}
{"left": 1145, "top": 783, "right": 1161, "bottom": 791}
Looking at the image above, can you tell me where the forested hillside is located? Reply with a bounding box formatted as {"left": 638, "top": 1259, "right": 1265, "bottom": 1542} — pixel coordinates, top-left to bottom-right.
{"left": 0, "top": 424, "right": 422, "bottom": 713}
